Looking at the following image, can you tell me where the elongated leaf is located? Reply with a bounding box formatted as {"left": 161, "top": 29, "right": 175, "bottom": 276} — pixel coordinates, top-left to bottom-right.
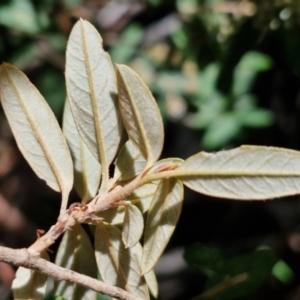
{"left": 0, "top": 63, "right": 73, "bottom": 209}
{"left": 98, "top": 182, "right": 158, "bottom": 224}
{"left": 12, "top": 252, "right": 49, "bottom": 300}
{"left": 54, "top": 224, "right": 97, "bottom": 300}
{"left": 122, "top": 204, "right": 144, "bottom": 248}
{"left": 116, "top": 64, "right": 164, "bottom": 165}
{"left": 63, "top": 100, "right": 101, "bottom": 202}
{"left": 174, "top": 145, "right": 300, "bottom": 200}
{"left": 98, "top": 206, "right": 126, "bottom": 225}
{"left": 142, "top": 178, "right": 183, "bottom": 274}
{"left": 127, "top": 182, "right": 159, "bottom": 212}
{"left": 113, "top": 139, "right": 147, "bottom": 183}
{"left": 144, "top": 269, "right": 158, "bottom": 298}
{"left": 66, "top": 19, "right": 121, "bottom": 191}
{"left": 95, "top": 223, "right": 149, "bottom": 300}
{"left": 134, "top": 243, "right": 159, "bottom": 298}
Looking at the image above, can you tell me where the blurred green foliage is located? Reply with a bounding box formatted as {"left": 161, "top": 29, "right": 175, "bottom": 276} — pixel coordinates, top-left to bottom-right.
{"left": 272, "top": 260, "right": 295, "bottom": 285}
{"left": 1, "top": 0, "right": 300, "bottom": 148}
{"left": 184, "top": 244, "right": 277, "bottom": 299}
{"left": 1, "top": 1, "right": 300, "bottom": 299}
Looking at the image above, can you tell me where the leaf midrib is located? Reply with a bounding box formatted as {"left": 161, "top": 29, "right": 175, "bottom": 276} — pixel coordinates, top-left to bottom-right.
{"left": 99, "top": 224, "right": 129, "bottom": 290}
{"left": 80, "top": 20, "right": 108, "bottom": 190}
{"left": 4, "top": 64, "right": 63, "bottom": 192}
{"left": 118, "top": 67, "right": 152, "bottom": 163}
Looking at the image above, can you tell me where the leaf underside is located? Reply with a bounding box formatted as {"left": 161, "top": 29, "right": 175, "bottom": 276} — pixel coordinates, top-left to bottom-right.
{"left": 12, "top": 252, "right": 49, "bottom": 300}
{"left": 98, "top": 182, "right": 159, "bottom": 225}
{"left": 122, "top": 204, "right": 144, "bottom": 248}
{"left": 142, "top": 178, "right": 184, "bottom": 274}
{"left": 54, "top": 224, "right": 97, "bottom": 300}
{"left": 65, "top": 19, "right": 121, "bottom": 192}
{"left": 95, "top": 223, "right": 150, "bottom": 300}
{"left": 63, "top": 99, "right": 101, "bottom": 202}
{"left": 175, "top": 145, "right": 300, "bottom": 200}
{"left": 116, "top": 64, "right": 164, "bottom": 165}
{"left": 113, "top": 139, "right": 147, "bottom": 184}
{"left": 0, "top": 63, "right": 73, "bottom": 208}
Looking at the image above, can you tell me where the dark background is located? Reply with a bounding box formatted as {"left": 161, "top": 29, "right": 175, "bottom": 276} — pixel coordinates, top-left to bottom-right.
{"left": 1, "top": 0, "right": 300, "bottom": 299}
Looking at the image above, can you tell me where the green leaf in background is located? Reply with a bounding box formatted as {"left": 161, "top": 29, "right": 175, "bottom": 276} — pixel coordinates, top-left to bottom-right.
{"left": 185, "top": 245, "right": 277, "bottom": 300}
{"left": 9, "top": 42, "right": 40, "bottom": 70}
{"left": 176, "top": 0, "right": 198, "bottom": 16}
{"left": 233, "top": 51, "right": 272, "bottom": 97}
{"left": 171, "top": 27, "right": 189, "bottom": 51}
{"left": 148, "top": 0, "right": 163, "bottom": 7}
{"left": 110, "top": 24, "right": 143, "bottom": 64}
{"left": 185, "top": 93, "right": 226, "bottom": 130}
{"left": 272, "top": 260, "right": 295, "bottom": 284}
{"left": 201, "top": 113, "right": 241, "bottom": 149}
{"left": 64, "top": 0, "right": 84, "bottom": 8}
{"left": 0, "top": 0, "right": 41, "bottom": 34}
{"left": 237, "top": 51, "right": 273, "bottom": 72}
{"left": 35, "top": 69, "right": 66, "bottom": 118}
{"left": 196, "top": 64, "right": 220, "bottom": 100}
{"left": 98, "top": 293, "right": 111, "bottom": 300}
{"left": 237, "top": 109, "right": 274, "bottom": 128}
{"left": 204, "top": 249, "right": 277, "bottom": 300}
{"left": 44, "top": 294, "right": 67, "bottom": 300}
{"left": 47, "top": 33, "right": 67, "bottom": 54}
{"left": 184, "top": 244, "right": 226, "bottom": 277}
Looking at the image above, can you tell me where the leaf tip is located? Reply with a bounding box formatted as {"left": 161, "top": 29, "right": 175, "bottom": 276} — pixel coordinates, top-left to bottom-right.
{"left": 0, "top": 62, "right": 13, "bottom": 73}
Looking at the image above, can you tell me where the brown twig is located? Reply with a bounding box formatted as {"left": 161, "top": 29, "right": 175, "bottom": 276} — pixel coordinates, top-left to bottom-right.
{"left": 1, "top": 168, "right": 156, "bottom": 300}
{"left": 0, "top": 246, "right": 144, "bottom": 300}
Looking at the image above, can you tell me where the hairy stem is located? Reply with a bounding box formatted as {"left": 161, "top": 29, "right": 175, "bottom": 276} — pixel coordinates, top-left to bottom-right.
{"left": 0, "top": 246, "right": 144, "bottom": 300}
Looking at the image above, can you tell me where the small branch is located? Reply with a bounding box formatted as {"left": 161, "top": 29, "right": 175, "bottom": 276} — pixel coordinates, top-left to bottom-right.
{"left": 0, "top": 246, "right": 144, "bottom": 300}
{"left": 91, "top": 169, "right": 149, "bottom": 212}
{"left": 28, "top": 166, "right": 162, "bottom": 255}
{"left": 28, "top": 211, "right": 76, "bottom": 255}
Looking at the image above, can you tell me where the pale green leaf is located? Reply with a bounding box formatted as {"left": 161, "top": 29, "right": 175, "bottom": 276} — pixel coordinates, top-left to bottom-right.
{"left": 98, "top": 182, "right": 158, "bottom": 225}
{"left": 0, "top": 63, "right": 73, "bottom": 210}
{"left": 144, "top": 269, "right": 158, "bottom": 298}
{"left": 133, "top": 243, "right": 159, "bottom": 298}
{"left": 127, "top": 182, "right": 159, "bottom": 212}
{"left": 113, "top": 139, "right": 147, "bottom": 184}
{"left": 63, "top": 100, "right": 101, "bottom": 202}
{"left": 116, "top": 64, "right": 164, "bottom": 165}
{"left": 122, "top": 204, "right": 144, "bottom": 248}
{"left": 142, "top": 178, "right": 183, "bottom": 274}
{"left": 65, "top": 19, "right": 121, "bottom": 192}
{"left": 175, "top": 145, "right": 300, "bottom": 200}
{"left": 54, "top": 224, "right": 97, "bottom": 300}
{"left": 98, "top": 206, "right": 125, "bottom": 225}
{"left": 95, "top": 223, "right": 150, "bottom": 300}
{"left": 12, "top": 252, "right": 49, "bottom": 300}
